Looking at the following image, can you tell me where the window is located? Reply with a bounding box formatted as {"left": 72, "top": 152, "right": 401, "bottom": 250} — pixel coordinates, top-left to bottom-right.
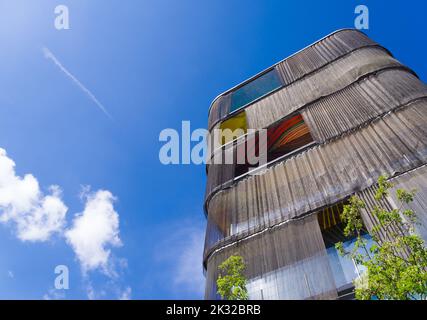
{"left": 266, "top": 114, "right": 313, "bottom": 162}
{"left": 230, "top": 69, "right": 282, "bottom": 112}
{"left": 234, "top": 113, "right": 314, "bottom": 177}
{"left": 318, "top": 202, "right": 373, "bottom": 292}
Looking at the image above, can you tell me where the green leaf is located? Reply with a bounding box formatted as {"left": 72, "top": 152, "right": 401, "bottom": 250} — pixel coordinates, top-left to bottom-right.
{"left": 217, "top": 255, "right": 248, "bottom": 300}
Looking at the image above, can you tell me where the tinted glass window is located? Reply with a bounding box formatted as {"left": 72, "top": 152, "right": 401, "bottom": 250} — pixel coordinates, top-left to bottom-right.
{"left": 230, "top": 69, "right": 282, "bottom": 112}
{"left": 318, "top": 203, "right": 373, "bottom": 291}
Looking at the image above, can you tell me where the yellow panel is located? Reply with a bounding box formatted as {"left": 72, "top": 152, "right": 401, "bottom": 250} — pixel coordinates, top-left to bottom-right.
{"left": 218, "top": 111, "right": 247, "bottom": 145}
{"left": 318, "top": 201, "right": 346, "bottom": 231}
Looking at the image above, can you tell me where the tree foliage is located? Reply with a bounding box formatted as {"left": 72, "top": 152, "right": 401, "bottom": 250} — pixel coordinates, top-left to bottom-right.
{"left": 336, "top": 175, "right": 427, "bottom": 300}
{"left": 216, "top": 255, "right": 248, "bottom": 300}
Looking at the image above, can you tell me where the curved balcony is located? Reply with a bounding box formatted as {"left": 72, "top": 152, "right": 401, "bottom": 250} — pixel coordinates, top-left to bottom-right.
{"left": 204, "top": 96, "right": 427, "bottom": 268}
{"left": 204, "top": 68, "right": 425, "bottom": 215}
{"left": 207, "top": 29, "right": 382, "bottom": 131}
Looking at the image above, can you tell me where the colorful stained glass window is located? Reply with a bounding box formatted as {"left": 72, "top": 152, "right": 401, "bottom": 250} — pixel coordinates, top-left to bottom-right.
{"left": 266, "top": 113, "right": 313, "bottom": 162}
{"left": 234, "top": 113, "right": 314, "bottom": 177}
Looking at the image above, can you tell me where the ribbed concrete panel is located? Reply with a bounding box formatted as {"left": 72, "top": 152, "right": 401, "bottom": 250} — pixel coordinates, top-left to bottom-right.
{"left": 205, "top": 69, "right": 427, "bottom": 202}
{"left": 246, "top": 47, "right": 402, "bottom": 130}
{"left": 357, "top": 185, "right": 405, "bottom": 245}
{"left": 357, "top": 165, "right": 427, "bottom": 251}
{"left": 204, "top": 102, "right": 427, "bottom": 263}
{"left": 276, "top": 30, "right": 377, "bottom": 86}
{"left": 389, "top": 165, "right": 427, "bottom": 241}
{"left": 206, "top": 48, "right": 401, "bottom": 167}
{"left": 203, "top": 30, "right": 427, "bottom": 301}
{"left": 205, "top": 214, "right": 338, "bottom": 300}
{"left": 208, "top": 93, "right": 230, "bottom": 133}
{"left": 207, "top": 29, "right": 377, "bottom": 130}
{"left": 302, "top": 70, "right": 427, "bottom": 142}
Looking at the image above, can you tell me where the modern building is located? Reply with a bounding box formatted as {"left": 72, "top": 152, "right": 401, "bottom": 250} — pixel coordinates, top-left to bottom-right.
{"left": 203, "top": 29, "right": 427, "bottom": 300}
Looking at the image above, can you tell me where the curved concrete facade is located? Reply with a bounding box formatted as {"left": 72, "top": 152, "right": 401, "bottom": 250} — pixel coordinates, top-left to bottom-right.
{"left": 203, "top": 30, "right": 427, "bottom": 300}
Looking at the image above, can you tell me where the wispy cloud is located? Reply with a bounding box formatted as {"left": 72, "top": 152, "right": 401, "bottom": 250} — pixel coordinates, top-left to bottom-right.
{"left": 42, "top": 47, "right": 113, "bottom": 120}
{"left": 118, "top": 286, "right": 132, "bottom": 300}
{"left": 155, "top": 218, "right": 206, "bottom": 299}
{"left": 43, "top": 288, "right": 66, "bottom": 300}
{"left": 173, "top": 225, "right": 205, "bottom": 296}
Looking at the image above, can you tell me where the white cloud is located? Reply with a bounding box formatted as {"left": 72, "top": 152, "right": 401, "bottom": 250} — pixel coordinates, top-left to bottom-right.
{"left": 155, "top": 220, "right": 205, "bottom": 298}
{"left": 85, "top": 281, "right": 97, "bottom": 300}
{"left": 43, "top": 288, "right": 66, "bottom": 300}
{"left": 118, "top": 286, "right": 132, "bottom": 300}
{"left": 173, "top": 226, "right": 205, "bottom": 296}
{"left": 0, "top": 148, "right": 130, "bottom": 298}
{"left": 0, "top": 148, "right": 68, "bottom": 241}
{"left": 7, "top": 270, "right": 14, "bottom": 278}
{"left": 65, "top": 190, "right": 122, "bottom": 274}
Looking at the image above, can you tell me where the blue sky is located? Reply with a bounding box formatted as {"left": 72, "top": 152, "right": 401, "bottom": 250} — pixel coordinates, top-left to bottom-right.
{"left": 0, "top": 0, "right": 426, "bottom": 299}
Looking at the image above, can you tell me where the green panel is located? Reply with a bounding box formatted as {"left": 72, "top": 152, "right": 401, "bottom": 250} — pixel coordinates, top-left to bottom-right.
{"left": 230, "top": 69, "right": 282, "bottom": 112}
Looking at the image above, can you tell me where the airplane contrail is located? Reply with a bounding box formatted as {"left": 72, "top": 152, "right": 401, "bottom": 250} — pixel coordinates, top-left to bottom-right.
{"left": 42, "top": 47, "right": 113, "bottom": 120}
